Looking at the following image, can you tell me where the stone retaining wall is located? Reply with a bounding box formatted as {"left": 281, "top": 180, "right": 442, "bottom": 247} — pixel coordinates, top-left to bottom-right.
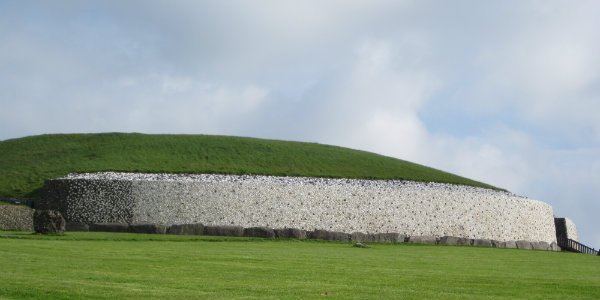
{"left": 40, "top": 172, "right": 558, "bottom": 244}
{"left": 0, "top": 204, "right": 34, "bottom": 231}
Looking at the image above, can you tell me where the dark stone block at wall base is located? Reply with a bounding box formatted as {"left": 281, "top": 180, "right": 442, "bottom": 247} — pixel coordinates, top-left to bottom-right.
{"left": 244, "top": 227, "right": 276, "bottom": 238}
{"left": 472, "top": 239, "right": 493, "bottom": 247}
{"left": 531, "top": 241, "right": 550, "bottom": 251}
{"left": 375, "top": 233, "right": 404, "bottom": 242}
{"left": 274, "top": 228, "right": 307, "bottom": 239}
{"left": 352, "top": 232, "right": 404, "bottom": 243}
{"left": 66, "top": 222, "right": 89, "bottom": 232}
{"left": 408, "top": 236, "right": 437, "bottom": 245}
{"left": 89, "top": 223, "right": 129, "bottom": 233}
{"left": 309, "top": 230, "right": 350, "bottom": 242}
{"left": 516, "top": 240, "right": 533, "bottom": 250}
{"left": 33, "top": 209, "right": 66, "bottom": 234}
{"left": 350, "top": 232, "right": 373, "bottom": 242}
{"left": 439, "top": 236, "right": 472, "bottom": 246}
{"left": 204, "top": 225, "right": 244, "bottom": 237}
{"left": 129, "top": 223, "right": 167, "bottom": 234}
{"left": 167, "top": 223, "right": 205, "bottom": 235}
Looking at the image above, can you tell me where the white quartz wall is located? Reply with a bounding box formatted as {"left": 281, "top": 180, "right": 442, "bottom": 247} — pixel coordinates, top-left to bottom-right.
{"left": 47, "top": 172, "right": 558, "bottom": 243}
{"left": 565, "top": 217, "right": 578, "bottom": 242}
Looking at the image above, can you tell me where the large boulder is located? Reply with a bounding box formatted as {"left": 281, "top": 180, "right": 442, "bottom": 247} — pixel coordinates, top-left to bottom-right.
{"left": 244, "top": 227, "right": 276, "bottom": 238}
{"left": 516, "top": 240, "right": 533, "bottom": 250}
{"left": 204, "top": 225, "right": 244, "bottom": 237}
{"left": 408, "top": 236, "right": 437, "bottom": 245}
{"left": 65, "top": 222, "right": 89, "bottom": 232}
{"left": 439, "top": 236, "right": 472, "bottom": 246}
{"left": 167, "top": 223, "right": 205, "bottom": 235}
{"left": 33, "top": 209, "right": 66, "bottom": 234}
{"left": 274, "top": 228, "right": 307, "bottom": 239}
{"left": 129, "top": 223, "right": 167, "bottom": 234}
{"left": 472, "top": 239, "right": 493, "bottom": 247}
{"left": 309, "top": 229, "right": 350, "bottom": 242}
{"left": 375, "top": 233, "right": 404, "bottom": 243}
{"left": 89, "top": 223, "right": 129, "bottom": 233}
{"left": 531, "top": 241, "right": 550, "bottom": 251}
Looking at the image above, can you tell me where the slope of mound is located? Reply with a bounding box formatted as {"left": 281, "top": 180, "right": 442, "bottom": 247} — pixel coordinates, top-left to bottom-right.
{"left": 0, "top": 133, "right": 500, "bottom": 198}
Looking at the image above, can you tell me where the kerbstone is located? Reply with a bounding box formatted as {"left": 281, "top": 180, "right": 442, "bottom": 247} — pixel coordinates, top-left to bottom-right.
{"left": 129, "top": 223, "right": 167, "bottom": 234}
{"left": 274, "top": 228, "right": 307, "bottom": 239}
{"left": 89, "top": 223, "right": 129, "bottom": 233}
{"left": 531, "top": 241, "right": 550, "bottom": 251}
{"left": 473, "top": 239, "right": 493, "bottom": 247}
{"left": 244, "top": 227, "right": 276, "bottom": 238}
{"left": 66, "top": 222, "right": 89, "bottom": 232}
{"left": 516, "top": 240, "right": 533, "bottom": 250}
{"left": 310, "top": 230, "right": 350, "bottom": 241}
{"left": 204, "top": 225, "right": 244, "bottom": 237}
{"left": 439, "top": 236, "right": 472, "bottom": 246}
{"left": 408, "top": 236, "right": 437, "bottom": 245}
{"left": 167, "top": 223, "right": 205, "bottom": 235}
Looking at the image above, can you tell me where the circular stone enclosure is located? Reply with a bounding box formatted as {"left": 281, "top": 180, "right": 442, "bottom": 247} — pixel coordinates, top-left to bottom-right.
{"left": 39, "top": 172, "right": 557, "bottom": 244}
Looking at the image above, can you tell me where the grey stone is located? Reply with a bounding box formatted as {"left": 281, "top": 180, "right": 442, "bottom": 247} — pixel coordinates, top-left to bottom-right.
{"left": 531, "top": 241, "right": 550, "bottom": 251}
{"left": 204, "top": 225, "right": 244, "bottom": 237}
{"left": 550, "top": 242, "right": 561, "bottom": 251}
{"left": 439, "top": 236, "right": 472, "bottom": 246}
{"left": 167, "top": 223, "right": 204, "bottom": 235}
{"left": 353, "top": 242, "right": 369, "bottom": 248}
{"left": 504, "top": 241, "right": 517, "bottom": 249}
{"left": 351, "top": 232, "right": 373, "bottom": 242}
{"left": 309, "top": 229, "right": 350, "bottom": 242}
{"left": 375, "top": 233, "right": 403, "bottom": 243}
{"left": 89, "top": 223, "right": 129, "bottom": 233}
{"left": 66, "top": 222, "right": 89, "bottom": 232}
{"left": 33, "top": 209, "right": 66, "bottom": 234}
{"left": 516, "top": 240, "right": 533, "bottom": 250}
{"left": 244, "top": 227, "right": 276, "bottom": 238}
{"left": 472, "top": 239, "right": 493, "bottom": 247}
{"left": 408, "top": 235, "right": 437, "bottom": 245}
{"left": 274, "top": 228, "right": 307, "bottom": 239}
{"left": 129, "top": 223, "right": 167, "bottom": 234}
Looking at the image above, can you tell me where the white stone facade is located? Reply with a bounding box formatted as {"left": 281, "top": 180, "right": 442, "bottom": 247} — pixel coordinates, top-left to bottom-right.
{"left": 41, "top": 172, "right": 558, "bottom": 244}
{"left": 564, "top": 217, "right": 578, "bottom": 242}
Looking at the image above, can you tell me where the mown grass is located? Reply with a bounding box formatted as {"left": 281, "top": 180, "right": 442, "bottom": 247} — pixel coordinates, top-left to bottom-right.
{"left": 0, "top": 133, "right": 500, "bottom": 198}
{"left": 0, "top": 231, "right": 598, "bottom": 300}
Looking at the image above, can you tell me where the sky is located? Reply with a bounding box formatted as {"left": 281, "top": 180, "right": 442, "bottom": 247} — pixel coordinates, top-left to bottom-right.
{"left": 1, "top": 1, "right": 599, "bottom": 247}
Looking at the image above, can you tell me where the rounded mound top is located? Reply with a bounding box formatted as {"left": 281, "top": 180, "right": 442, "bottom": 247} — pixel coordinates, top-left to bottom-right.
{"left": 0, "top": 133, "right": 501, "bottom": 198}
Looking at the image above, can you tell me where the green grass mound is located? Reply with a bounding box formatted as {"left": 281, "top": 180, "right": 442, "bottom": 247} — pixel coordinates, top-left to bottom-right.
{"left": 1, "top": 231, "right": 598, "bottom": 299}
{"left": 0, "top": 133, "right": 500, "bottom": 198}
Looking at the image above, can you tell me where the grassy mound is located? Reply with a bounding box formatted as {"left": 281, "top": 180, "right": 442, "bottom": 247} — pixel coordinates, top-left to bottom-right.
{"left": 1, "top": 231, "right": 598, "bottom": 299}
{"left": 0, "top": 133, "right": 500, "bottom": 198}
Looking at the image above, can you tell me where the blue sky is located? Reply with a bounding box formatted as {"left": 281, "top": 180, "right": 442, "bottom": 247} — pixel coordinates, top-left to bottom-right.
{"left": 1, "top": 1, "right": 599, "bottom": 247}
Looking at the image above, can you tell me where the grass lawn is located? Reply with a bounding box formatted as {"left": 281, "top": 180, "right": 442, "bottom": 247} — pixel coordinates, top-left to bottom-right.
{"left": 0, "top": 133, "right": 500, "bottom": 198}
{"left": 1, "top": 231, "right": 598, "bottom": 299}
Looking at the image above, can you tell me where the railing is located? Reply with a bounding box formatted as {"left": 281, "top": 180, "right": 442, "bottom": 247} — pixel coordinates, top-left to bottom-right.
{"left": 557, "top": 236, "right": 599, "bottom": 255}
{"left": 0, "top": 198, "right": 34, "bottom": 208}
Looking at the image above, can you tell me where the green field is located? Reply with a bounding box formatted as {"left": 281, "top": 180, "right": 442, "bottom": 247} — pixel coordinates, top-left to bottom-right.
{"left": 0, "top": 133, "right": 500, "bottom": 198}
{"left": 0, "top": 231, "right": 598, "bottom": 300}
